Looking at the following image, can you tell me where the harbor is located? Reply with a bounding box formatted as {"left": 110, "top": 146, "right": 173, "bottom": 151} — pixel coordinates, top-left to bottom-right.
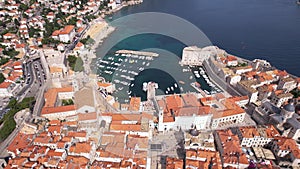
{"left": 94, "top": 48, "right": 223, "bottom": 102}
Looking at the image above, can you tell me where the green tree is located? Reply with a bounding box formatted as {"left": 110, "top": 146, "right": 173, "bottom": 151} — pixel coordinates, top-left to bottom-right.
{"left": 3, "top": 49, "right": 20, "bottom": 58}
{"left": 68, "top": 17, "right": 77, "bottom": 25}
{"left": 62, "top": 99, "right": 74, "bottom": 106}
{"left": 19, "top": 3, "right": 29, "bottom": 11}
{"left": 67, "top": 55, "right": 84, "bottom": 72}
{"left": 0, "top": 73, "right": 5, "bottom": 83}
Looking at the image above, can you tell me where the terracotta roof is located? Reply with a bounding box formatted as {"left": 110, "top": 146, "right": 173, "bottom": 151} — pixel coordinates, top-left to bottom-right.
{"left": 239, "top": 126, "right": 260, "bottom": 138}
{"left": 49, "top": 120, "right": 61, "bottom": 126}
{"left": 52, "top": 30, "right": 60, "bottom": 36}
{"left": 110, "top": 124, "right": 142, "bottom": 132}
{"left": 129, "top": 97, "right": 141, "bottom": 111}
{"left": 166, "top": 157, "right": 184, "bottom": 169}
{"left": 59, "top": 25, "right": 75, "bottom": 35}
{"left": 111, "top": 114, "right": 141, "bottom": 122}
{"left": 67, "top": 131, "right": 86, "bottom": 138}
{"left": 41, "top": 105, "right": 76, "bottom": 115}
{"left": 69, "top": 142, "right": 91, "bottom": 154}
{"left": 44, "top": 87, "right": 73, "bottom": 107}
{"left": 7, "top": 133, "right": 33, "bottom": 154}
{"left": 0, "top": 82, "right": 12, "bottom": 88}
{"left": 49, "top": 66, "right": 63, "bottom": 73}
{"left": 75, "top": 42, "right": 84, "bottom": 48}
{"left": 126, "top": 135, "right": 148, "bottom": 149}
{"left": 47, "top": 125, "right": 62, "bottom": 135}
{"left": 78, "top": 112, "right": 97, "bottom": 121}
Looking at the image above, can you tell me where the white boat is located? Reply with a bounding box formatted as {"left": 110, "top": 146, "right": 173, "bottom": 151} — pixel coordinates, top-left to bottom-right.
{"left": 99, "top": 60, "right": 109, "bottom": 64}
{"left": 118, "top": 87, "right": 123, "bottom": 90}
{"left": 139, "top": 67, "right": 144, "bottom": 71}
{"left": 124, "top": 59, "right": 128, "bottom": 62}
{"left": 143, "top": 82, "right": 148, "bottom": 91}
{"left": 195, "top": 74, "right": 200, "bottom": 78}
{"left": 131, "top": 84, "right": 134, "bottom": 87}
{"left": 171, "top": 86, "right": 174, "bottom": 91}
{"left": 142, "top": 62, "right": 146, "bottom": 65}
{"left": 166, "top": 91, "right": 168, "bottom": 94}
{"left": 204, "top": 90, "right": 210, "bottom": 94}
{"left": 115, "top": 53, "right": 119, "bottom": 56}
{"left": 167, "top": 87, "right": 170, "bottom": 91}
{"left": 146, "top": 63, "right": 150, "bottom": 66}
{"left": 174, "top": 83, "right": 178, "bottom": 88}
{"left": 131, "top": 71, "right": 138, "bottom": 76}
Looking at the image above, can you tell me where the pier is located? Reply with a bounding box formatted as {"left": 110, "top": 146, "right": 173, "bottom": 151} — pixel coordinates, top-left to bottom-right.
{"left": 116, "top": 50, "right": 159, "bottom": 57}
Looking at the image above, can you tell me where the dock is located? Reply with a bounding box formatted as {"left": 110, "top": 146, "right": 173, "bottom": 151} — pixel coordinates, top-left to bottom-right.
{"left": 116, "top": 50, "right": 159, "bottom": 57}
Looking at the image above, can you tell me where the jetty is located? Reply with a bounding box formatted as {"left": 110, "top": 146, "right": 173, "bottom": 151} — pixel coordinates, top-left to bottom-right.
{"left": 116, "top": 50, "right": 159, "bottom": 57}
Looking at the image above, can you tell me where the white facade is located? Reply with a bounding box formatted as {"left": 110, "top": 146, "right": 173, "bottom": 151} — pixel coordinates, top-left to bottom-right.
{"left": 0, "top": 87, "right": 13, "bottom": 97}
{"left": 211, "top": 113, "right": 245, "bottom": 129}
{"left": 181, "top": 46, "right": 212, "bottom": 66}
{"left": 41, "top": 109, "right": 77, "bottom": 120}
{"left": 277, "top": 78, "right": 297, "bottom": 92}
{"left": 228, "top": 74, "right": 241, "bottom": 86}
{"left": 158, "top": 110, "right": 212, "bottom": 131}
{"left": 240, "top": 136, "right": 273, "bottom": 148}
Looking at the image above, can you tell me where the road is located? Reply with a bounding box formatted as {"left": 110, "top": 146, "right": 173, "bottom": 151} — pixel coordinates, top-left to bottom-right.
{"left": 203, "top": 59, "right": 242, "bottom": 96}
{"left": 0, "top": 110, "right": 29, "bottom": 157}
{"left": 0, "top": 52, "right": 49, "bottom": 156}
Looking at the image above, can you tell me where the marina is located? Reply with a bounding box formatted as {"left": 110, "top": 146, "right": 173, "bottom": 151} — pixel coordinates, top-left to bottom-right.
{"left": 94, "top": 50, "right": 159, "bottom": 102}
{"left": 94, "top": 49, "right": 222, "bottom": 101}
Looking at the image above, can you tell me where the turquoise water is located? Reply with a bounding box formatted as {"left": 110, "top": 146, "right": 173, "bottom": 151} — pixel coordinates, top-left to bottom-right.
{"left": 106, "top": 0, "right": 300, "bottom": 76}
{"left": 94, "top": 0, "right": 300, "bottom": 101}
{"left": 94, "top": 34, "right": 217, "bottom": 101}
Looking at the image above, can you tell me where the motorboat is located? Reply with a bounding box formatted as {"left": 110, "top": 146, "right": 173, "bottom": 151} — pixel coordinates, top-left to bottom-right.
{"left": 143, "top": 82, "right": 148, "bottom": 91}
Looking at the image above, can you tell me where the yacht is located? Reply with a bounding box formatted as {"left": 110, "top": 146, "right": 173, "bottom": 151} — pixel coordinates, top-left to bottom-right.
{"left": 143, "top": 82, "right": 148, "bottom": 91}
{"left": 174, "top": 83, "right": 178, "bottom": 88}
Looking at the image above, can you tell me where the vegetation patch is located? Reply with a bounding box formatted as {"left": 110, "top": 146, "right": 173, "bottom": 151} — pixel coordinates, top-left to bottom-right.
{"left": 62, "top": 99, "right": 74, "bottom": 106}
{"left": 67, "top": 55, "right": 84, "bottom": 72}
{"left": 0, "top": 97, "right": 35, "bottom": 142}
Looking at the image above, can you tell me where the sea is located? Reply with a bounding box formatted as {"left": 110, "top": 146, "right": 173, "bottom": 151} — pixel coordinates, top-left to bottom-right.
{"left": 94, "top": 0, "right": 300, "bottom": 102}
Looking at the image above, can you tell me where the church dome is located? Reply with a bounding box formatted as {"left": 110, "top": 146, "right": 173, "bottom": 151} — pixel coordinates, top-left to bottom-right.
{"left": 189, "top": 128, "right": 199, "bottom": 136}
{"left": 283, "top": 102, "right": 295, "bottom": 112}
